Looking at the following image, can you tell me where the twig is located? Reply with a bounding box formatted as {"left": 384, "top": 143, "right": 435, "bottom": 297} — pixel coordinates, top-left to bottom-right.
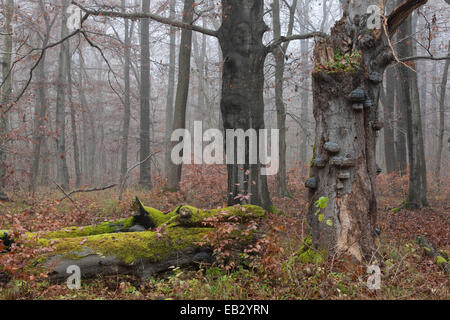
{"left": 119, "top": 150, "right": 161, "bottom": 200}
{"left": 59, "top": 184, "right": 117, "bottom": 202}
{"left": 382, "top": 15, "right": 416, "bottom": 73}
{"left": 52, "top": 180, "right": 82, "bottom": 213}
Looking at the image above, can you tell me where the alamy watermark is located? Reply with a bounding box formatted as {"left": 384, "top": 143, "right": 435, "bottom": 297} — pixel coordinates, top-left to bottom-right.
{"left": 66, "top": 265, "right": 81, "bottom": 290}
{"left": 367, "top": 265, "right": 381, "bottom": 290}
{"left": 170, "top": 121, "right": 279, "bottom": 176}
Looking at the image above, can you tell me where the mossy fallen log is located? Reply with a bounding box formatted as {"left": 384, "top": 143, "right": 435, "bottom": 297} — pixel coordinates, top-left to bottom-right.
{"left": 1, "top": 199, "right": 267, "bottom": 282}
{"left": 416, "top": 236, "right": 449, "bottom": 274}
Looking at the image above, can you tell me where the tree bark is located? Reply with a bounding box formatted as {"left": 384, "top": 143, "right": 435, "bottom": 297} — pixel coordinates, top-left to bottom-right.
{"left": 166, "top": 0, "right": 194, "bottom": 191}
{"left": 139, "top": 0, "right": 152, "bottom": 189}
{"left": 217, "top": 0, "right": 272, "bottom": 209}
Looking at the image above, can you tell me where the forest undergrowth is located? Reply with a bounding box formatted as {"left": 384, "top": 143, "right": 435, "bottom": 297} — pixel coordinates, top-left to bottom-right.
{"left": 0, "top": 165, "right": 448, "bottom": 300}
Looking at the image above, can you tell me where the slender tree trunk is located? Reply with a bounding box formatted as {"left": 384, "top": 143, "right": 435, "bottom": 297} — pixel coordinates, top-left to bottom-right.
{"left": 217, "top": 0, "right": 272, "bottom": 209}
{"left": 166, "top": 0, "right": 194, "bottom": 191}
{"left": 435, "top": 42, "right": 450, "bottom": 186}
{"left": 272, "top": 0, "right": 297, "bottom": 197}
{"left": 67, "top": 45, "right": 81, "bottom": 188}
{"left": 31, "top": 5, "right": 52, "bottom": 193}
{"left": 397, "top": 16, "right": 428, "bottom": 208}
{"left": 55, "top": 0, "right": 71, "bottom": 190}
{"left": 383, "top": 68, "right": 397, "bottom": 173}
{"left": 299, "top": 4, "right": 310, "bottom": 167}
{"left": 395, "top": 74, "right": 408, "bottom": 173}
{"left": 120, "top": 0, "right": 132, "bottom": 185}
{"left": 139, "top": 0, "right": 152, "bottom": 188}
{"left": 164, "top": 0, "right": 176, "bottom": 177}
{"left": 78, "top": 49, "right": 95, "bottom": 185}
{"left": 0, "top": 0, "right": 14, "bottom": 201}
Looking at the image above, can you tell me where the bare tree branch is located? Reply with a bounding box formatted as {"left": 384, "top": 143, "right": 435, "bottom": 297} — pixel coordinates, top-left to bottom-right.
{"left": 267, "top": 32, "right": 329, "bottom": 52}
{"left": 71, "top": 1, "right": 218, "bottom": 38}
{"left": 59, "top": 184, "right": 117, "bottom": 202}
{"left": 387, "top": 0, "right": 428, "bottom": 36}
{"left": 400, "top": 55, "right": 450, "bottom": 62}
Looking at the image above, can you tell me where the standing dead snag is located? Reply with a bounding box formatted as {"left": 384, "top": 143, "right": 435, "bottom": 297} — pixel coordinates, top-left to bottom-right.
{"left": 307, "top": 0, "right": 427, "bottom": 262}
{"left": 1, "top": 199, "right": 267, "bottom": 282}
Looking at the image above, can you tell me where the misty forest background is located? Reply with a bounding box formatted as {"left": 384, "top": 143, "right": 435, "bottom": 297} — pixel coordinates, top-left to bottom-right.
{"left": 1, "top": 0, "right": 448, "bottom": 194}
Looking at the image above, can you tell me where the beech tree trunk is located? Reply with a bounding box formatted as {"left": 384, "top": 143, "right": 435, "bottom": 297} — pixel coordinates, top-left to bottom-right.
{"left": 383, "top": 68, "right": 397, "bottom": 173}
{"left": 397, "top": 15, "right": 428, "bottom": 208}
{"left": 0, "top": 0, "right": 13, "bottom": 201}
{"left": 395, "top": 77, "right": 408, "bottom": 173}
{"left": 78, "top": 50, "right": 96, "bottom": 186}
{"left": 55, "top": 0, "right": 71, "bottom": 190}
{"left": 299, "top": 4, "right": 310, "bottom": 167}
{"left": 272, "top": 0, "right": 297, "bottom": 198}
{"left": 120, "top": 0, "right": 132, "bottom": 185}
{"left": 139, "top": 0, "right": 152, "bottom": 188}
{"left": 435, "top": 42, "right": 450, "bottom": 186}
{"left": 31, "top": 0, "right": 52, "bottom": 193}
{"left": 164, "top": 0, "right": 176, "bottom": 177}
{"left": 166, "top": 0, "right": 194, "bottom": 191}
{"left": 67, "top": 43, "right": 81, "bottom": 189}
{"left": 217, "top": 0, "right": 272, "bottom": 209}
{"left": 307, "top": 0, "right": 426, "bottom": 261}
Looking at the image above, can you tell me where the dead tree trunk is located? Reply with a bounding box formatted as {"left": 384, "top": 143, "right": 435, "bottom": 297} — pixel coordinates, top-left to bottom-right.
{"left": 1, "top": 201, "right": 267, "bottom": 282}
{"left": 307, "top": 0, "right": 427, "bottom": 261}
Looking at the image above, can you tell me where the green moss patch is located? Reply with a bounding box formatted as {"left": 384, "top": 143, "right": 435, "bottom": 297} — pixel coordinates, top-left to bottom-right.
{"left": 38, "top": 227, "right": 213, "bottom": 265}
{"left": 295, "top": 235, "right": 326, "bottom": 264}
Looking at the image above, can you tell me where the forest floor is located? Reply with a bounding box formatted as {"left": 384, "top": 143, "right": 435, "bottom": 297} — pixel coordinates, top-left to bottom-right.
{"left": 0, "top": 165, "right": 448, "bottom": 300}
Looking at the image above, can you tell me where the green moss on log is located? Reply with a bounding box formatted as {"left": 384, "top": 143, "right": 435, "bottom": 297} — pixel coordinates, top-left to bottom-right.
{"left": 6, "top": 203, "right": 267, "bottom": 267}
{"left": 36, "top": 218, "right": 135, "bottom": 239}
{"left": 37, "top": 227, "right": 212, "bottom": 265}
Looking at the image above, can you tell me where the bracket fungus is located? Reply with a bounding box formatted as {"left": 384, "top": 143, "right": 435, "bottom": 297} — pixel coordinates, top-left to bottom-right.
{"left": 348, "top": 87, "right": 365, "bottom": 110}
{"left": 305, "top": 177, "right": 318, "bottom": 190}
{"left": 324, "top": 142, "right": 340, "bottom": 153}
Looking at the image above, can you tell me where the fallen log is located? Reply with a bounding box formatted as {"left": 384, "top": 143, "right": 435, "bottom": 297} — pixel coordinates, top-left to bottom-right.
{"left": 1, "top": 198, "right": 267, "bottom": 283}
{"left": 416, "top": 236, "right": 449, "bottom": 274}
